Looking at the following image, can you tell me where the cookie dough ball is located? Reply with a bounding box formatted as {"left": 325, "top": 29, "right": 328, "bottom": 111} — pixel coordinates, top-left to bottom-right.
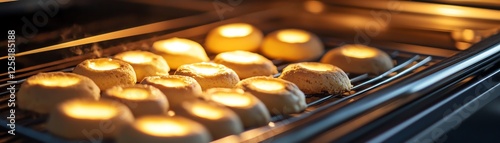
{"left": 46, "top": 99, "right": 134, "bottom": 139}
{"left": 141, "top": 75, "right": 202, "bottom": 109}
{"left": 152, "top": 37, "right": 209, "bottom": 69}
{"left": 102, "top": 84, "right": 169, "bottom": 117}
{"left": 213, "top": 50, "right": 278, "bottom": 79}
{"left": 116, "top": 116, "right": 211, "bottom": 143}
{"left": 114, "top": 51, "right": 170, "bottom": 81}
{"left": 17, "top": 72, "right": 100, "bottom": 114}
{"left": 175, "top": 100, "right": 244, "bottom": 140}
{"left": 205, "top": 23, "right": 263, "bottom": 53}
{"left": 320, "top": 44, "right": 393, "bottom": 74}
{"left": 279, "top": 62, "right": 352, "bottom": 94}
{"left": 204, "top": 88, "right": 271, "bottom": 128}
{"left": 236, "top": 76, "right": 306, "bottom": 115}
{"left": 174, "top": 62, "right": 239, "bottom": 90}
{"left": 261, "top": 29, "right": 324, "bottom": 62}
{"left": 73, "top": 58, "right": 136, "bottom": 90}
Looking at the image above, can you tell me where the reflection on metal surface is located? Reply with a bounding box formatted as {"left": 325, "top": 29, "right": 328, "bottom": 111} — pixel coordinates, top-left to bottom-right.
{"left": 167, "top": 110, "right": 176, "bottom": 116}
{"left": 304, "top": 0, "right": 325, "bottom": 14}
{"left": 268, "top": 122, "right": 276, "bottom": 127}
{"left": 416, "top": 0, "right": 500, "bottom": 7}
{"left": 349, "top": 99, "right": 355, "bottom": 103}
{"left": 405, "top": 3, "right": 500, "bottom": 20}
{"left": 456, "top": 42, "right": 472, "bottom": 50}
{"left": 410, "top": 43, "right": 500, "bottom": 93}
{"left": 0, "top": 0, "right": 16, "bottom": 3}
{"left": 452, "top": 29, "right": 476, "bottom": 42}
{"left": 436, "top": 7, "right": 464, "bottom": 16}
{"left": 0, "top": 12, "right": 216, "bottom": 60}
{"left": 330, "top": 1, "right": 500, "bottom": 20}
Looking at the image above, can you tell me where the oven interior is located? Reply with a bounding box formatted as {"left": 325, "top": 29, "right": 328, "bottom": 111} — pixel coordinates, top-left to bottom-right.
{"left": 1, "top": 0, "right": 500, "bottom": 143}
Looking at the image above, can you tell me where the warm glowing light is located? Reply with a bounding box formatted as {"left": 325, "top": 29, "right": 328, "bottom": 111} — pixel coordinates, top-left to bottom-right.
{"left": 162, "top": 42, "right": 190, "bottom": 53}
{"left": 120, "top": 53, "right": 153, "bottom": 64}
{"left": 152, "top": 78, "right": 187, "bottom": 87}
{"left": 219, "top": 51, "right": 260, "bottom": 64}
{"left": 268, "top": 122, "right": 276, "bottom": 127}
{"left": 31, "top": 76, "right": 80, "bottom": 87}
{"left": 137, "top": 118, "right": 189, "bottom": 136}
{"left": 210, "top": 92, "right": 252, "bottom": 107}
{"left": 188, "top": 64, "right": 221, "bottom": 76}
{"left": 156, "top": 38, "right": 201, "bottom": 53}
{"left": 167, "top": 111, "right": 176, "bottom": 116}
{"left": 304, "top": 0, "right": 325, "bottom": 14}
{"left": 64, "top": 102, "right": 117, "bottom": 120}
{"left": 456, "top": 42, "right": 471, "bottom": 50}
{"left": 190, "top": 103, "right": 225, "bottom": 120}
{"left": 379, "top": 1, "right": 500, "bottom": 20}
{"left": 0, "top": 0, "right": 17, "bottom": 4}
{"left": 342, "top": 15, "right": 370, "bottom": 27}
{"left": 277, "top": 29, "right": 311, "bottom": 43}
{"left": 88, "top": 60, "right": 121, "bottom": 70}
{"left": 250, "top": 80, "right": 285, "bottom": 91}
{"left": 341, "top": 46, "right": 378, "bottom": 58}
{"left": 300, "top": 63, "right": 333, "bottom": 71}
{"left": 451, "top": 29, "right": 478, "bottom": 43}
{"left": 436, "top": 7, "right": 464, "bottom": 16}
{"left": 115, "top": 88, "right": 150, "bottom": 100}
{"left": 462, "top": 29, "right": 475, "bottom": 42}
{"left": 219, "top": 23, "right": 253, "bottom": 37}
